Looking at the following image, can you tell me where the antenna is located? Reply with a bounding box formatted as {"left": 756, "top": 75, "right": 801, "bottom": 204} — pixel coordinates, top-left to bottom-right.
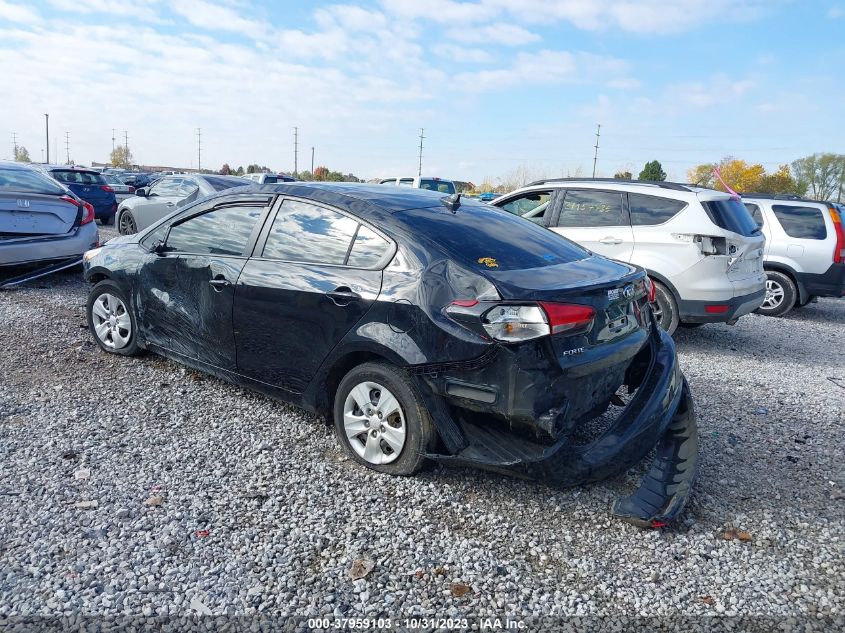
{"left": 293, "top": 127, "right": 299, "bottom": 177}
{"left": 197, "top": 127, "right": 202, "bottom": 172}
{"left": 592, "top": 123, "right": 601, "bottom": 178}
{"left": 65, "top": 131, "right": 70, "bottom": 164}
{"left": 418, "top": 128, "right": 425, "bottom": 178}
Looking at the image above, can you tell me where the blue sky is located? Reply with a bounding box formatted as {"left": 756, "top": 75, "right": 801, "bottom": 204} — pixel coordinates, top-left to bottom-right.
{"left": 1, "top": 0, "right": 843, "bottom": 184}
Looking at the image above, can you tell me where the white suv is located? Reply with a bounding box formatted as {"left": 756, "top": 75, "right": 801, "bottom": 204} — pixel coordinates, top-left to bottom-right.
{"left": 379, "top": 176, "right": 456, "bottom": 194}
{"left": 492, "top": 178, "right": 766, "bottom": 334}
{"left": 742, "top": 195, "right": 845, "bottom": 316}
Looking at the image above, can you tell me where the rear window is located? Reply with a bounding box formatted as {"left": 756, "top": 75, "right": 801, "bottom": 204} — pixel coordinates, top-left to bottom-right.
{"left": 0, "top": 167, "right": 65, "bottom": 195}
{"left": 700, "top": 199, "right": 760, "bottom": 237}
{"left": 557, "top": 190, "right": 626, "bottom": 227}
{"left": 398, "top": 203, "right": 589, "bottom": 271}
{"left": 629, "top": 193, "right": 686, "bottom": 225}
{"left": 772, "top": 205, "right": 827, "bottom": 240}
{"left": 419, "top": 179, "right": 456, "bottom": 194}
{"left": 52, "top": 170, "right": 106, "bottom": 186}
{"left": 202, "top": 175, "right": 249, "bottom": 191}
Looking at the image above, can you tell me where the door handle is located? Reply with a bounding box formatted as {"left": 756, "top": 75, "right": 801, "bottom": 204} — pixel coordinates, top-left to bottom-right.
{"left": 166, "top": 202, "right": 175, "bottom": 207}
{"left": 599, "top": 236, "right": 623, "bottom": 245}
{"left": 326, "top": 286, "right": 360, "bottom": 305}
{"left": 208, "top": 276, "right": 231, "bottom": 291}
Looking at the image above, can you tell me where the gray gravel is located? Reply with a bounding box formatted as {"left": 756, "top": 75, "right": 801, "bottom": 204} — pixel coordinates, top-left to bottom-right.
{"left": 1, "top": 228, "right": 843, "bottom": 623}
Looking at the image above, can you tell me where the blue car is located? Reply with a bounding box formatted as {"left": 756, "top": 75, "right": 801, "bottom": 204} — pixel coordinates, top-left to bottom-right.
{"left": 478, "top": 191, "right": 499, "bottom": 202}
{"left": 47, "top": 167, "right": 117, "bottom": 225}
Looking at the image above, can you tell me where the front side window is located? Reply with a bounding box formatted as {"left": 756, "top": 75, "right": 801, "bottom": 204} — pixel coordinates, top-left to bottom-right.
{"left": 498, "top": 191, "right": 552, "bottom": 225}
{"left": 629, "top": 193, "right": 686, "bottom": 226}
{"left": 261, "top": 200, "right": 358, "bottom": 265}
{"left": 743, "top": 203, "right": 764, "bottom": 227}
{"left": 557, "top": 190, "right": 627, "bottom": 227}
{"left": 165, "top": 205, "right": 263, "bottom": 256}
{"left": 772, "top": 205, "right": 827, "bottom": 240}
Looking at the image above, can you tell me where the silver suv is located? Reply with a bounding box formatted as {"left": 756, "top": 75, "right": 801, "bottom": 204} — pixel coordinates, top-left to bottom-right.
{"left": 742, "top": 195, "right": 845, "bottom": 316}
{"left": 492, "top": 179, "right": 766, "bottom": 334}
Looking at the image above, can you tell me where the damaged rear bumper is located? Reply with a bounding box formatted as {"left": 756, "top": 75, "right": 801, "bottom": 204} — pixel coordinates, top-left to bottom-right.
{"left": 417, "top": 329, "right": 698, "bottom": 526}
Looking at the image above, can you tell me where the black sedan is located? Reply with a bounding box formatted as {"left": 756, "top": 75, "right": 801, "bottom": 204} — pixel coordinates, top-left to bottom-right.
{"left": 82, "top": 184, "right": 698, "bottom": 527}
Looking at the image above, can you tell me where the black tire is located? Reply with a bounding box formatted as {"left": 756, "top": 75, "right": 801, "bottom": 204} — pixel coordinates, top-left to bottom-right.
{"left": 333, "top": 362, "right": 435, "bottom": 476}
{"left": 651, "top": 281, "right": 679, "bottom": 335}
{"left": 118, "top": 210, "right": 137, "bottom": 235}
{"left": 755, "top": 271, "right": 796, "bottom": 317}
{"left": 86, "top": 280, "right": 141, "bottom": 356}
{"left": 101, "top": 214, "right": 114, "bottom": 226}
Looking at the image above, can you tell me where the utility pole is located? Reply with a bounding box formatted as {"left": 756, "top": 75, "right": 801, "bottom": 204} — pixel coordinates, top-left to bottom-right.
{"left": 65, "top": 132, "right": 70, "bottom": 164}
{"left": 12, "top": 132, "right": 17, "bottom": 160}
{"left": 197, "top": 128, "right": 202, "bottom": 172}
{"left": 44, "top": 114, "right": 50, "bottom": 164}
{"left": 112, "top": 128, "right": 115, "bottom": 154}
{"left": 418, "top": 128, "right": 425, "bottom": 177}
{"left": 591, "top": 123, "right": 601, "bottom": 178}
{"left": 293, "top": 127, "right": 299, "bottom": 177}
{"left": 311, "top": 146, "right": 314, "bottom": 175}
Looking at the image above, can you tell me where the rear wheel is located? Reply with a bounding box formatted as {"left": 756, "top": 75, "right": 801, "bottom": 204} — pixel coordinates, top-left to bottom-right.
{"left": 756, "top": 271, "right": 796, "bottom": 317}
{"left": 86, "top": 280, "right": 141, "bottom": 356}
{"left": 333, "top": 362, "right": 434, "bottom": 475}
{"left": 118, "top": 210, "right": 137, "bottom": 235}
{"left": 650, "top": 281, "right": 679, "bottom": 335}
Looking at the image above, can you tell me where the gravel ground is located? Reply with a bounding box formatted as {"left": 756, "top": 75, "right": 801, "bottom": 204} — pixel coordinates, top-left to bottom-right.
{"left": 1, "top": 228, "right": 843, "bottom": 626}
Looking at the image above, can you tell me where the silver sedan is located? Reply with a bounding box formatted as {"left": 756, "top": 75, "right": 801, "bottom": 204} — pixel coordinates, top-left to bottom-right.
{"left": 115, "top": 174, "right": 250, "bottom": 235}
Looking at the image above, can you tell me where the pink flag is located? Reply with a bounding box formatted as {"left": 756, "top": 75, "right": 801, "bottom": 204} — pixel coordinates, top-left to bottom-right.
{"left": 713, "top": 167, "right": 741, "bottom": 200}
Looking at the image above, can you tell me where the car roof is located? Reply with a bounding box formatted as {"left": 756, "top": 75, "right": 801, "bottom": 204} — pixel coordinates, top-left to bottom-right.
{"left": 207, "top": 182, "right": 468, "bottom": 214}
{"left": 510, "top": 178, "right": 730, "bottom": 200}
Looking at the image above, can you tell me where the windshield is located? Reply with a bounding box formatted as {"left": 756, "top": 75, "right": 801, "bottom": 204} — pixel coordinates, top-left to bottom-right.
{"left": 202, "top": 175, "right": 250, "bottom": 191}
{"left": 419, "top": 179, "right": 456, "bottom": 194}
{"left": 397, "top": 202, "right": 589, "bottom": 272}
{"left": 0, "top": 167, "right": 66, "bottom": 195}
{"left": 701, "top": 198, "right": 760, "bottom": 237}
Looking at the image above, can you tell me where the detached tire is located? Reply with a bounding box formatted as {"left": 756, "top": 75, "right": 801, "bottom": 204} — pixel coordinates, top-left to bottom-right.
{"left": 651, "top": 281, "right": 679, "bottom": 335}
{"left": 334, "top": 362, "right": 435, "bottom": 476}
{"left": 86, "top": 280, "right": 141, "bottom": 356}
{"left": 756, "top": 271, "right": 796, "bottom": 317}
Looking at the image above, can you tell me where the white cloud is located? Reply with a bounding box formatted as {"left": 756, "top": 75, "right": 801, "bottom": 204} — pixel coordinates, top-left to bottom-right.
{"left": 49, "top": 0, "right": 166, "bottom": 23}
{"left": 447, "top": 22, "right": 540, "bottom": 46}
{"left": 432, "top": 44, "right": 494, "bottom": 63}
{"left": 608, "top": 78, "right": 641, "bottom": 90}
{"left": 0, "top": 0, "right": 41, "bottom": 24}
{"left": 829, "top": 5, "right": 844, "bottom": 18}
{"left": 666, "top": 74, "right": 755, "bottom": 108}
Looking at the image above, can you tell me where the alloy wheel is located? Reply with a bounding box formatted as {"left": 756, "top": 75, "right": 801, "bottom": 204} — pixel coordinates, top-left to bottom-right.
{"left": 90, "top": 293, "right": 132, "bottom": 349}
{"left": 343, "top": 381, "right": 406, "bottom": 465}
{"left": 650, "top": 300, "right": 664, "bottom": 325}
{"left": 762, "top": 279, "right": 784, "bottom": 309}
{"left": 119, "top": 212, "right": 137, "bottom": 235}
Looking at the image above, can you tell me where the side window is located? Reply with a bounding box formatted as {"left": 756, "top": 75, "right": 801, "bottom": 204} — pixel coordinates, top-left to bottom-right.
{"left": 347, "top": 225, "right": 391, "bottom": 268}
{"left": 498, "top": 190, "right": 552, "bottom": 225}
{"left": 261, "top": 199, "right": 358, "bottom": 264}
{"left": 557, "top": 190, "right": 627, "bottom": 227}
{"left": 140, "top": 223, "right": 168, "bottom": 250}
{"left": 380, "top": 179, "right": 396, "bottom": 186}
{"left": 178, "top": 179, "right": 200, "bottom": 196}
{"left": 744, "top": 203, "right": 764, "bottom": 227}
{"left": 398, "top": 178, "right": 414, "bottom": 187}
{"left": 629, "top": 193, "right": 686, "bottom": 226}
{"left": 149, "top": 178, "right": 179, "bottom": 197}
{"left": 165, "top": 205, "right": 263, "bottom": 255}
{"left": 772, "top": 205, "right": 827, "bottom": 240}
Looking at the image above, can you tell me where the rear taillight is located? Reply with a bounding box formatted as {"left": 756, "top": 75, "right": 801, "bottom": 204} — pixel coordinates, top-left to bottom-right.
{"left": 81, "top": 202, "right": 95, "bottom": 225}
{"left": 829, "top": 206, "right": 844, "bottom": 264}
{"left": 101, "top": 185, "right": 114, "bottom": 193}
{"left": 59, "top": 194, "right": 78, "bottom": 206}
{"left": 539, "top": 302, "right": 595, "bottom": 335}
{"left": 645, "top": 276, "right": 656, "bottom": 303}
{"left": 482, "top": 305, "right": 549, "bottom": 342}
{"left": 705, "top": 304, "right": 730, "bottom": 314}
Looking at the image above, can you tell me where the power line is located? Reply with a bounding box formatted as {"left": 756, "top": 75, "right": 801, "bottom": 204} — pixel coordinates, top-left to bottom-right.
{"left": 418, "top": 128, "right": 425, "bottom": 177}
{"left": 592, "top": 123, "right": 601, "bottom": 178}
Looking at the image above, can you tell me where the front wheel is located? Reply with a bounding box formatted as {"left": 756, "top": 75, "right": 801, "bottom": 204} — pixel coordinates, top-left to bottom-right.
{"left": 756, "top": 271, "right": 796, "bottom": 317}
{"left": 650, "top": 281, "right": 679, "bottom": 335}
{"left": 334, "top": 362, "right": 435, "bottom": 475}
{"left": 86, "top": 280, "right": 141, "bottom": 355}
{"left": 118, "top": 210, "right": 138, "bottom": 235}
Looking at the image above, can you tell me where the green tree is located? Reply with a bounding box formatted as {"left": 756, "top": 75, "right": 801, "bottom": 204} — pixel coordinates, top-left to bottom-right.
{"left": 14, "top": 146, "right": 31, "bottom": 162}
{"left": 638, "top": 160, "right": 666, "bottom": 181}
{"left": 791, "top": 153, "right": 845, "bottom": 201}
{"left": 110, "top": 146, "right": 133, "bottom": 169}
{"left": 758, "top": 164, "right": 806, "bottom": 196}
{"left": 219, "top": 163, "right": 232, "bottom": 175}
{"left": 246, "top": 164, "right": 266, "bottom": 174}
{"left": 613, "top": 170, "right": 632, "bottom": 180}
{"left": 235, "top": 166, "right": 244, "bottom": 176}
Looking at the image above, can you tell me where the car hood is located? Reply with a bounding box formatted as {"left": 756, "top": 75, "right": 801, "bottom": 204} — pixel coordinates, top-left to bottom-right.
{"left": 103, "top": 233, "right": 139, "bottom": 247}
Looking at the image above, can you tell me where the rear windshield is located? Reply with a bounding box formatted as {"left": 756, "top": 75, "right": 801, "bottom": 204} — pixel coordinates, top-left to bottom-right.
{"left": 261, "top": 175, "right": 279, "bottom": 184}
{"left": 0, "top": 167, "right": 66, "bottom": 195}
{"left": 772, "top": 205, "right": 827, "bottom": 240}
{"left": 701, "top": 199, "right": 760, "bottom": 236}
{"left": 398, "top": 203, "right": 589, "bottom": 271}
{"left": 419, "top": 179, "right": 456, "bottom": 194}
{"left": 202, "top": 175, "right": 249, "bottom": 191}
{"left": 52, "top": 170, "right": 106, "bottom": 186}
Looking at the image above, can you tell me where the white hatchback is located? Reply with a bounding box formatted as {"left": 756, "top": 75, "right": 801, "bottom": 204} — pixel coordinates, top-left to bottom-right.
{"left": 492, "top": 178, "right": 767, "bottom": 334}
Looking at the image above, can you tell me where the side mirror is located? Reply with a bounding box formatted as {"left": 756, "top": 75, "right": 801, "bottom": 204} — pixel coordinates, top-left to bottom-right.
{"left": 152, "top": 239, "right": 167, "bottom": 254}
{"left": 136, "top": 188, "right": 148, "bottom": 197}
